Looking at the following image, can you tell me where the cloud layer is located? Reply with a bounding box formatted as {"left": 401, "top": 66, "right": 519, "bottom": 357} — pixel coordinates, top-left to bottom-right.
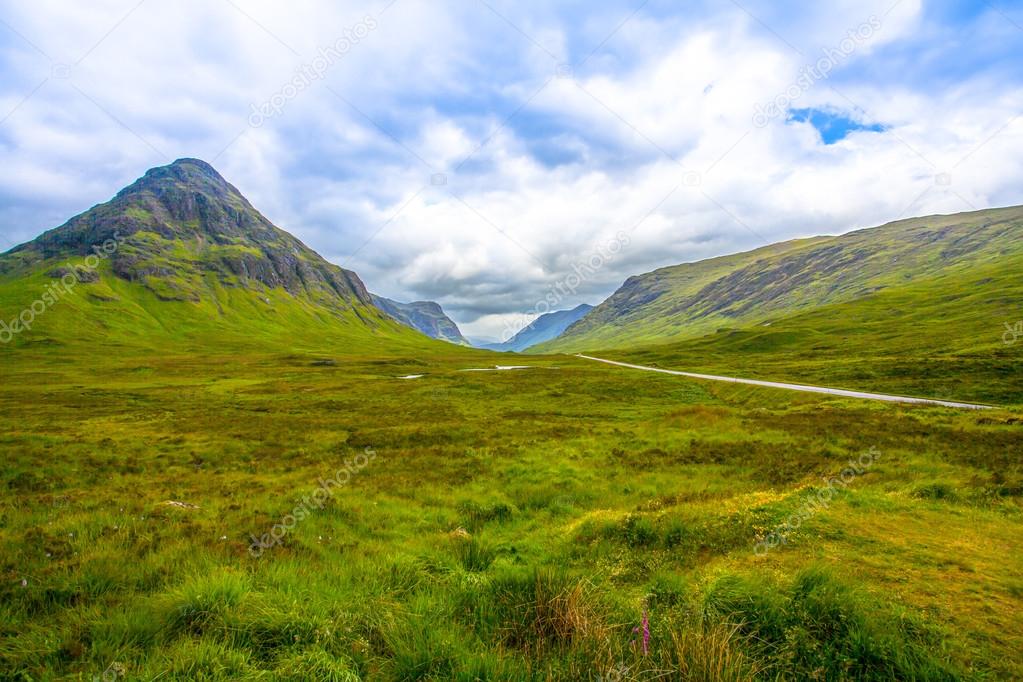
{"left": 1, "top": 0, "right": 1021, "bottom": 338}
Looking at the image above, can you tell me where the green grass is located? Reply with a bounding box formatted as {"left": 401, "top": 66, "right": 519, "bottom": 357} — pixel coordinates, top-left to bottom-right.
{"left": 533, "top": 207, "right": 1023, "bottom": 407}
{"left": 4, "top": 168, "right": 1020, "bottom": 679}
{"left": 1, "top": 347, "right": 1021, "bottom": 680}
{"left": 587, "top": 255, "right": 1023, "bottom": 406}
{"left": 533, "top": 242, "right": 1023, "bottom": 406}
{"left": 538, "top": 205, "right": 1023, "bottom": 355}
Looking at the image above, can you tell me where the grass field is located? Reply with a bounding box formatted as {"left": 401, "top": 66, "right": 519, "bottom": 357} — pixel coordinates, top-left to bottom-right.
{"left": 537, "top": 206, "right": 1023, "bottom": 359}
{"left": 569, "top": 255, "right": 1023, "bottom": 407}
{"left": 2, "top": 347, "right": 1021, "bottom": 680}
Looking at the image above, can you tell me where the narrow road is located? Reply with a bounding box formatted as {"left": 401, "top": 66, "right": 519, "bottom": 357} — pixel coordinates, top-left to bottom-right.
{"left": 576, "top": 355, "right": 994, "bottom": 410}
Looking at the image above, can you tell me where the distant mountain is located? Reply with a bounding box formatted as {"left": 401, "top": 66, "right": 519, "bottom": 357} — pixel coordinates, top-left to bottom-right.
{"left": 486, "top": 304, "right": 594, "bottom": 352}
{"left": 536, "top": 205, "right": 1023, "bottom": 354}
{"left": 0, "top": 159, "right": 433, "bottom": 351}
{"left": 371, "top": 295, "right": 469, "bottom": 345}
{"left": 466, "top": 335, "right": 500, "bottom": 347}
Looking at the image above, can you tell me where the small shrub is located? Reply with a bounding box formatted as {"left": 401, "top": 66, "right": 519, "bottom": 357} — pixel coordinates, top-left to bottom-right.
{"left": 158, "top": 571, "right": 250, "bottom": 637}
{"left": 620, "top": 515, "right": 658, "bottom": 547}
{"left": 988, "top": 470, "right": 1023, "bottom": 497}
{"left": 646, "top": 572, "right": 689, "bottom": 610}
{"left": 457, "top": 500, "right": 514, "bottom": 531}
{"left": 662, "top": 518, "right": 691, "bottom": 549}
{"left": 474, "top": 568, "right": 607, "bottom": 652}
{"left": 912, "top": 483, "right": 959, "bottom": 502}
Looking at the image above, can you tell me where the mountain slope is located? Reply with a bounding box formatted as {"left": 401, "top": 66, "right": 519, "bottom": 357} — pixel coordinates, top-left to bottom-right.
{"left": 594, "top": 252, "right": 1023, "bottom": 404}
{"left": 484, "top": 304, "right": 594, "bottom": 352}
{"left": 0, "top": 159, "right": 441, "bottom": 353}
{"left": 538, "top": 205, "right": 1023, "bottom": 353}
{"left": 466, "top": 335, "right": 500, "bottom": 347}
{"left": 371, "top": 295, "right": 469, "bottom": 345}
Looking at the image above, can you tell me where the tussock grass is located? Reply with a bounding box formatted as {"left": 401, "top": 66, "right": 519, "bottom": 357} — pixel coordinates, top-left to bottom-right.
{"left": 0, "top": 350, "right": 1020, "bottom": 679}
{"left": 459, "top": 568, "right": 609, "bottom": 652}
{"left": 703, "top": 567, "right": 961, "bottom": 680}
{"left": 452, "top": 535, "right": 498, "bottom": 573}
{"left": 667, "top": 623, "right": 759, "bottom": 682}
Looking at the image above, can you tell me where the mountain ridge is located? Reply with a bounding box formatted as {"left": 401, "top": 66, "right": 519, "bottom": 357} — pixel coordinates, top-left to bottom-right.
{"left": 370, "top": 294, "right": 470, "bottom": 345}
{"left": 537, "top": 204, "right": 1023, "bottom": 353}
{"left": 482, "top": 304, "right": 594, "bottom": 352}
{"left": 5, "top": 158, "right": 373, "bottom": 308}
{"left": 0, "top": 159, "right": 442, "bottom": 352}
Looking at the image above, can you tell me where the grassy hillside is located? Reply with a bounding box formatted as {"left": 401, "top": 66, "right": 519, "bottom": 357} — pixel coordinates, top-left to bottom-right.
{"left": 0, "top": 255, "right": 450, "bottom": 356}
{"left": 2, "top": 163, "right": 1021, "bottom": 679}
{"left": 537, "top": 206, "right": 1023, "bottom": 356}
{"left": 588, "top": 254, "right": 1023, "bottom": 406}
{"left": 0, "top": 159, "right": 457, "bottom": 355}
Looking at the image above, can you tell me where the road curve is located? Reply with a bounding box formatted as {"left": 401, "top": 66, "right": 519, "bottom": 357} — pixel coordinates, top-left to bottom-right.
{"left": 576, "top": 355, "right": 994, "bottom": 410}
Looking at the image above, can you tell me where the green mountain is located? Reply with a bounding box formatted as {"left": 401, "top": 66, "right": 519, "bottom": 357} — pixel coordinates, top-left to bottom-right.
{"left": 537, "top": 205, "right": 1023, "bottom": 355}
{"left": 0, "top": 159, "right": 441, "bottom": 354}
{"left": 370, "top": 294, "right": 470, "bottom": 345}
{"left": 481, "top": 304, "right": 593, "bottom": 352}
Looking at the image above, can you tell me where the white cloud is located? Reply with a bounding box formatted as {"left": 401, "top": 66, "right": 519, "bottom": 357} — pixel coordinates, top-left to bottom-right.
{"left": 0, "top": 0, "right": 1019, "bottom": 334}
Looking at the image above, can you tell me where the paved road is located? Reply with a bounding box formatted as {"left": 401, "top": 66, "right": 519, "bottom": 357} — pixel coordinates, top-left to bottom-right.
{"left": 576, "top": 355, "right": 994, "bottom": 410}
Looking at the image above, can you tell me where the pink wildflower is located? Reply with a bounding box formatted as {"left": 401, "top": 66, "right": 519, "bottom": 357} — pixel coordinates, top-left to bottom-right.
{"left": 642, "top": 608, "right": 649, "bottom": 656}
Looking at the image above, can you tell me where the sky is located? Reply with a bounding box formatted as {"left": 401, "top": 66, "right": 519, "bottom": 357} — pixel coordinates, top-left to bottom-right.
{"left": 1, "top": 0, "right": 1021, "bottom": 340}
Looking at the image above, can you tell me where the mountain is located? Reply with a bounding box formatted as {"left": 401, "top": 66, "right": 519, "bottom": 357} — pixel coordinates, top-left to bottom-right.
{"left": 0, "top": 159, "right": 436, "bottom": 352}
{"left": 466, "top": 335, "right": 500, "bottom": 347}
{"left": 485, "top": 304, "right": 594, "bottom": 352}
{"left": 537, "top": 205, "right": 1023, "bottom": 354}
{"left": 370, "top": 295, "right": 469, "bottom": 345}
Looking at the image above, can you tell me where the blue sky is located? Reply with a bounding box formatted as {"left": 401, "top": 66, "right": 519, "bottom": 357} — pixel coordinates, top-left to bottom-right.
{"left": 1, "top": 0, "right": 1021, "bottom": 338}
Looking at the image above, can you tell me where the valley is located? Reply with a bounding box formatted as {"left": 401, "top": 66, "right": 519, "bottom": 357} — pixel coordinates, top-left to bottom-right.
{"left": 2, "top": 348, "right": 1021, "bottom": 680}
{"left": 1, "top": 160, "right": 1020, "bottom": 681}
{"left": 4, "top": 2, "right": 1022, "bottom": 678}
